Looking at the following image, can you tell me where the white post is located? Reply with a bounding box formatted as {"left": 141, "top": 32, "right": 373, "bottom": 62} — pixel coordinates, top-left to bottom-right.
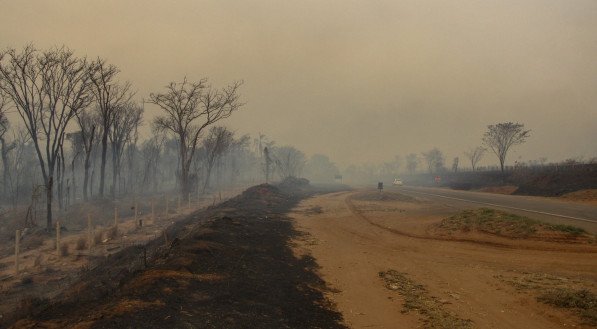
{"left": 15, "top": 230, "right": 20, "bottom": 275}
{"left": 56, "top": 220, "right": 61, "bottom": 257}
{"left": 135, "top": 201, "right": 139, "bottom": 227}
{"left": 165, "top": 197, "right": 169, "bottom": 221}
{"left": 87, "top": 214, "right": 93, "bottom": 250}
{"left": 151, "top": 198, "right": 155, "bottom": 224}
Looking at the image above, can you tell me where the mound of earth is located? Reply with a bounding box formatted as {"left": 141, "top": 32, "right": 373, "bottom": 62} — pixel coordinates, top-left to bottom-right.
{"left": 433, "top": 208, "right": 595, "bottom": 244}
{"left": 221, "top": 184, "right": 289, "bottom": 210}
{"left": 352, "top": 191, "right": 417, "bottom": 202}
{"left": 7, "top": 185, "right": 345, "bottom": 329}
{"left": 560, "top": 189, "right": 597, "bottom": 203}
{"left": 278, "top": 176, "right": 310, "bottom": 190}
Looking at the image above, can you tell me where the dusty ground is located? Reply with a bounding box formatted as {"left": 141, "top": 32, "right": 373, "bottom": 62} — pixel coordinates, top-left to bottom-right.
{"left": 291, "top": 189, "right": 597, "bottom": 328}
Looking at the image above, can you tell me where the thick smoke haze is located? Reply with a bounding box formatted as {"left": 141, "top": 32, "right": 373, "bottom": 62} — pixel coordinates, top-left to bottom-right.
{"left": 1, "top": 0, "right": 596, "bottom": 167}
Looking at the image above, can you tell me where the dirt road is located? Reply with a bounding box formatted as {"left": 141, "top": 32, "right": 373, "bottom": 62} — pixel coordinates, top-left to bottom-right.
{"left": 291, "top": 190, "right": 597, "bottom": 328}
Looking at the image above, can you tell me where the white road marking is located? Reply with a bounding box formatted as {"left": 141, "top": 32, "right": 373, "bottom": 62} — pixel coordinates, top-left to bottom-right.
{"left": 399, "top": 189, "right": 597, "bottom": 223}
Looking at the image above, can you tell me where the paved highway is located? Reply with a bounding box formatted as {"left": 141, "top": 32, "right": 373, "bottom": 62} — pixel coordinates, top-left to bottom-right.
{"left": 393, "top": 185, "right": 597, "bottom": 233}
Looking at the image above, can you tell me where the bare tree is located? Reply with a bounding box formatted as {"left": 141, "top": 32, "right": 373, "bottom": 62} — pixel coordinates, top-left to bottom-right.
{"left": 304, "top": 154, "right": 340, "bottom": 183}
{"left": 422, "top": 148, "right": 445, "bottom": 174}
{"left": 74, "top": 109, "right": 99, "bottom": 200}
{"left": 150, "top": 78, "right": 243, "bottom": 197}
{"left": 0, "top": 46, "right": 93, "bottom": 229}
{"left": 273, "top": 146, "right": 306, "bottom": 179}
{"left": 88, "top": 58, "right": 132, "bottom": 198}
{"left": 7, "top": 128, "right": 32, "bottom": 208}
{"left": 0, "top": 90, "right": 15, "bottom": 199}
{"left": 109, "top": 101, "right": 143, "bottom": 198}
{"left": 263, "top": 146, "right": 272, "bottom": 183}
{"left": 201, "top": 126, "right": 234, "bottom": 193}
{"left": 452, "top": 157, "right": 459, "bottom": 173}
{"left": 464, "top": 146, "right": 486, "bottom": 171}
{"left": 405, "top": 153, "right": 419, "bottom": 175}
{"left": 482, "top": 122, "right": 530, "bottom": 175}
{"left": 140, "top": 134, "right": 164, "bottom": 193}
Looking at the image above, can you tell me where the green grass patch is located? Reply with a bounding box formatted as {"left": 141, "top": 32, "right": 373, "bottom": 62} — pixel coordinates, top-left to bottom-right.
{"left": 537, "top": 289, "right": 597, "bottom": 325}
{"left": 438, "top": 208, "right": 587, "bottom": 239}
{"left": 549, "top": 224, "right": 586, "bottom": 235}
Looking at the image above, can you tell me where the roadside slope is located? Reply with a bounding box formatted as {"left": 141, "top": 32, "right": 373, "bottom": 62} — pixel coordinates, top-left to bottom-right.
{"left": 10, "top": 184, "right": 346, "bottom": 329}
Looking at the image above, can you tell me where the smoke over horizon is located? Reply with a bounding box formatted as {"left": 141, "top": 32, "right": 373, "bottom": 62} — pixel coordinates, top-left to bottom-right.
{"left": 1, "top": 0, "right": 596, "bottom": 168}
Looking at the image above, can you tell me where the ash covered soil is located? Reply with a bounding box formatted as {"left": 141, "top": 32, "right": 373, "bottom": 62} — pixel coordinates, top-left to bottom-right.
{"left": 9, "top": 182, "right": 348, "bottom": 329}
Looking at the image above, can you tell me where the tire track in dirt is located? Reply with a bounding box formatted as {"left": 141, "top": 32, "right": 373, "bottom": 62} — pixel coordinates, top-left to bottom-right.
{"left": 344, "top": 192, "right": 597, "bottom": 253}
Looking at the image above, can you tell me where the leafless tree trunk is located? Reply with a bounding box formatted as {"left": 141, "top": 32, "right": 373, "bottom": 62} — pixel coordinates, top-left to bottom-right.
{"left": 464, "top": 146, "right": 486, "bottom": 171}
{"left": 264, "top": 147, "right": 272, "bottom": 183}
{"left": 88, "top": 59, "right": 132, "bottom": 198}
{"left": 273, "top": 146, "right": 306, "bottom": 179}
{"left": 405, "top": 153, "right": 419, "bottom": 175}
{"left": 141, "top": 134, "right": 164, "bottom": 193}
{"left": 150, "top": 78, "right": 243, "bottom": 197}
{"left": 422, "top": 148, "right": 445, "bottom": 174}
{"left": 202, "top": 126, "right": 234, "bottom": 193}
{"left": 75, "top": 110, "right": 98, "bottom": 200}
{"left": 0, "top": 94, "right": 14, "bottom": 199}
{"left": 109, "top": 101, "right": 143, "bottom": 198}
{"left": 483, "top": 122, "right": 530, "bottom": 177}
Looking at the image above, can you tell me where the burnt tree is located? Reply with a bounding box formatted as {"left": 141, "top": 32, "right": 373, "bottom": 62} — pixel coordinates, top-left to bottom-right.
{"left": 0, "top": 46, "right": 93, "bottom": 229}
{"left": 149, "top": 78, "right": 242, "bottom": 197}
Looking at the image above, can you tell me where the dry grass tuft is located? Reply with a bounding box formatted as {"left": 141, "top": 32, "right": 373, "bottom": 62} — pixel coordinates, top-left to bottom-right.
{"left": 379, "top": 270, "right": 472, "bottom": 328}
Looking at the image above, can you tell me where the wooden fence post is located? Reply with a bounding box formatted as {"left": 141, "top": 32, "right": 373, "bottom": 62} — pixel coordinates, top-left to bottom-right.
{"left": 56, "top": 220, "right": 61, "bottom": 257}
{"left": 188, "top": 193, "right": 191, "bottom": 210}
{"left": 135, "top": 201, "right": 140, "bottom": 227}
{"left": 87, "top": 214, "right": 93, "bottom": 250}
{"left": 15, "top": 230, "right": 20, "bottom": 275}
{"left": 165, "top": 197, "right": 169, "bottom": 221}
{"left": 114, "top": 206, "right": 118, "bottom": 227}
{"left": 151, "top": 198, "right": 155, "bottom": 224}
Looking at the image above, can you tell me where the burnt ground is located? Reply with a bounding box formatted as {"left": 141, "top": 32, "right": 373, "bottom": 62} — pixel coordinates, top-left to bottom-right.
{"left": 7, "top": 184, "right": 348, "bottom": 329}
{"left": 405, "top": 163, "right": 597, "bottom": 197}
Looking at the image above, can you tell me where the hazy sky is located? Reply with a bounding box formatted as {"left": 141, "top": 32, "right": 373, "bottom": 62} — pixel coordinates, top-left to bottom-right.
{"left": 1, "top": 0, "right": 596, "bottom": 167}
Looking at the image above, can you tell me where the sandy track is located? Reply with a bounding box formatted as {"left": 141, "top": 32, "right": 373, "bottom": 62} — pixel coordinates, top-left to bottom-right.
{"left": 291, "top": 190, "right": 597, "bottom": 328}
